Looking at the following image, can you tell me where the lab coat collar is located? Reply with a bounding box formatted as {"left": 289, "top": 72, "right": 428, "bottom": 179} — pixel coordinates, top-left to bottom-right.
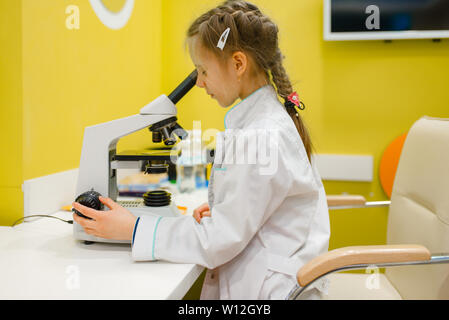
{"left": 224, "top": 85, "right": 277, "bottom": 130}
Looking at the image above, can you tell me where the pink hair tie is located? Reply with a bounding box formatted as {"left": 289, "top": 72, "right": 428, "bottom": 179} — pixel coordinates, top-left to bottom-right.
{"left": 285, "top": 92, "right": 306, "bottom": 111}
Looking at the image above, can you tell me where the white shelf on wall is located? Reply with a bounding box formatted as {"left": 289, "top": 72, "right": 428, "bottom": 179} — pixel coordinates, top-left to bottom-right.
{"left": 313, "top": 154, "right": 373, "bottom": 182}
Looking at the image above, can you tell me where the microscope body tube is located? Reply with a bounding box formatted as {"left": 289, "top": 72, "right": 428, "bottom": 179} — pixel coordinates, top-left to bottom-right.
{"left": 168, "top": 70, "right": 198, "bottom": 104}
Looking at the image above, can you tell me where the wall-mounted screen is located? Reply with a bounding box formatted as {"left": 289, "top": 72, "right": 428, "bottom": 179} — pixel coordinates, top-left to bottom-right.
{"left": 324, "top": 0, "right": 449, "bottom": 40}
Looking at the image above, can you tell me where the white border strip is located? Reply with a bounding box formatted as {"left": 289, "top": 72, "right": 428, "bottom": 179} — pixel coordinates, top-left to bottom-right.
{"left": 89, "top": 0, "right": 135, "bottom": 30}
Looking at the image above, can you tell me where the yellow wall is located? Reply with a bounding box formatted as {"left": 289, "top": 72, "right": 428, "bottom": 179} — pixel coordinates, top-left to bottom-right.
{"left": 2, "top": 0, "right": 449, "bottom": 250}
{"left": 0, "top": 0, "right": 23, "bottom": 226}
{"left": 0, "top": 0, "right": 163, "bottom": 224}
{"left": 22, "top": 0, "right": 163, "bottom": 180}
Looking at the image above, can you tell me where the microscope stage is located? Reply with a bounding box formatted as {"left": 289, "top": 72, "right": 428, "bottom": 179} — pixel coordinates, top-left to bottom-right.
{"left": 114, "top": 148, "right": 180, "bottom": 162}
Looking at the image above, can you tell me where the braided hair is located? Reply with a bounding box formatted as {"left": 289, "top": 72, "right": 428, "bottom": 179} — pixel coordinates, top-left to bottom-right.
{"left": 187, "top": 0, "right": 313, "bottom": 162}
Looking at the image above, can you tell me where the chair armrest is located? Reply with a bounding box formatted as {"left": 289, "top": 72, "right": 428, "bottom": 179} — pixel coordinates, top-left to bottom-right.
{"left": 327, "top": 195, "right": 391, "bottom": 210}
{"left": 327, "top": 195, "right": 366, "bottom": 207}
{"left": 297, "top": 244, "right": 431, "bottom": 288}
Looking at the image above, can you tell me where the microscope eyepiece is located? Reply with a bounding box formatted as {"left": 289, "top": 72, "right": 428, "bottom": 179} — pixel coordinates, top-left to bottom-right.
{"left": 168, "top": 70, "right": 198, "bottom": 105}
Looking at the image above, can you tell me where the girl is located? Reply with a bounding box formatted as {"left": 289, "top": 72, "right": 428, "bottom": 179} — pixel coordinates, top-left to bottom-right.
{"left": 73, "top": 0, "right": 330, "bottom": 300}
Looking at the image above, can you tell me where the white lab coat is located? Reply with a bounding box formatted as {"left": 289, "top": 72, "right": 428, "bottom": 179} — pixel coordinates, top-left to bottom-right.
{"left": 132, "top": 85, "right": 330, "bottom": 300}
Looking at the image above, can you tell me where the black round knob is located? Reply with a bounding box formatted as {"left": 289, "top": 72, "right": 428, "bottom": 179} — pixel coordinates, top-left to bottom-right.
{"left": 73, "top": 190, "right": 104, "bottom": 220}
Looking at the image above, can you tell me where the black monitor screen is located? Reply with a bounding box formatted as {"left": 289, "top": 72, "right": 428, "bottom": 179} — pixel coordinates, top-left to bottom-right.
{"left": 331, "top": 0, "right": 449, "bottom": 32}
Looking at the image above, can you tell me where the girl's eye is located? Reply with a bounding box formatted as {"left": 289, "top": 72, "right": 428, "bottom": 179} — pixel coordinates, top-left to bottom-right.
{"left": 202, "top": 71, "right": 207, "bottom": 76}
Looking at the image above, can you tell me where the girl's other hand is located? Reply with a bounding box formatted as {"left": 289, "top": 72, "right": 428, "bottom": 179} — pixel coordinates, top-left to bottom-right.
{"left": 193, "top": 202, "right": 211, "bottom": 223}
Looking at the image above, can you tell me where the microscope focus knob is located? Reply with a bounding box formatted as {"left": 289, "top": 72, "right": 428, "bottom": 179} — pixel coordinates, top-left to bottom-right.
{"left": 73, "top": 190, "right": 104, "bottom": 220}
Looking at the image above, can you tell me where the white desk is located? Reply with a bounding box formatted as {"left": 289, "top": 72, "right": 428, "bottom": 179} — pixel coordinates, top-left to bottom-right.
{"left": 0, "top": 189, "right": 208, "bottom": 300}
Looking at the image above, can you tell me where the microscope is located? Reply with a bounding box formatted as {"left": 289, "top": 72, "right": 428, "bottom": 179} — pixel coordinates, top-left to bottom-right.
{"left": 73, "top": 70, "right": 198, "bottom": 244}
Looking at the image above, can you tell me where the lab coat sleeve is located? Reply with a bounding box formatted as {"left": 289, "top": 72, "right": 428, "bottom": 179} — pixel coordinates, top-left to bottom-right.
{"left": 132, "top": 216, "right": 163, "bottom": 261}
{"left": 132, "top": 129, "right": 315, "bottom": 268}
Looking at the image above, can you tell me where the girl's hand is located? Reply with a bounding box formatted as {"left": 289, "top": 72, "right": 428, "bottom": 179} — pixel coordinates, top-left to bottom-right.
{"left": 193, "top": 202, "right": 211, "bottom": 223}
{"left": 72, "top": 196, "right": 137, "bottom": 241}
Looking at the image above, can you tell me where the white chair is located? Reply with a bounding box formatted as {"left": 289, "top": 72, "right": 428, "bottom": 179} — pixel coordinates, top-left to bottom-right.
{"left": 290, "top": 116, "right": 449, "bottom": 300}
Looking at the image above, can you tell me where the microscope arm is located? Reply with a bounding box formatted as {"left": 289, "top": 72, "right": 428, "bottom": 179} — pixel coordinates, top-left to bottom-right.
{"left": 76, "top": 70, "right": 198, "bottom": 202}
{"left": 76, "top": 96, "right": 177, "bottom": 201}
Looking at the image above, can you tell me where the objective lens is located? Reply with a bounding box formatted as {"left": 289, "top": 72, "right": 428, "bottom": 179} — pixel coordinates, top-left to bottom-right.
{"left": 152, "top": 131, "right": 162, "bottom": 143}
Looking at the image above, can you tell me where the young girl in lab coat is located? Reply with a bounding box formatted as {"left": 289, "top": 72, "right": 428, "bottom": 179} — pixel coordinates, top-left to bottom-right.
{"left": 73, "top": 0, "right": 330, "bottom": 300}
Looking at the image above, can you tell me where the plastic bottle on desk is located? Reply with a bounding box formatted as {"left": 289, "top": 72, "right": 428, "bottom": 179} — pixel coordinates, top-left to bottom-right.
{"left": 176, "top": 137, "right": 195, "bottom": 193}
{"left": 177, "top": 129, "right": 208, "bottom": 192}
{"left": 177, "top": 163, "right": 196, "bottom": 193}
{"left": 194, "top": 163, "right": 206, "bottom": 189}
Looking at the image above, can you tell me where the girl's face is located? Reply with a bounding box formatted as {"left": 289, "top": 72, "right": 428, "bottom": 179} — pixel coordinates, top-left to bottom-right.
{"left": 188, "top": 36, "right": 241, "bottom": 108}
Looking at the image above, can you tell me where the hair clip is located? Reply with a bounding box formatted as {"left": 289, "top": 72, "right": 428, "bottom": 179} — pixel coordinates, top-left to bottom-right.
{"left": 217, "top": 27, "right": 230, "bottom": 51}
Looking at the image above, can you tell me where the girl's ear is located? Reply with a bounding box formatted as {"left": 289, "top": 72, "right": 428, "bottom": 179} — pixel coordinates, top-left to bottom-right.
{"left": 232, "top": 51, "right": 248, "bottom": 79}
